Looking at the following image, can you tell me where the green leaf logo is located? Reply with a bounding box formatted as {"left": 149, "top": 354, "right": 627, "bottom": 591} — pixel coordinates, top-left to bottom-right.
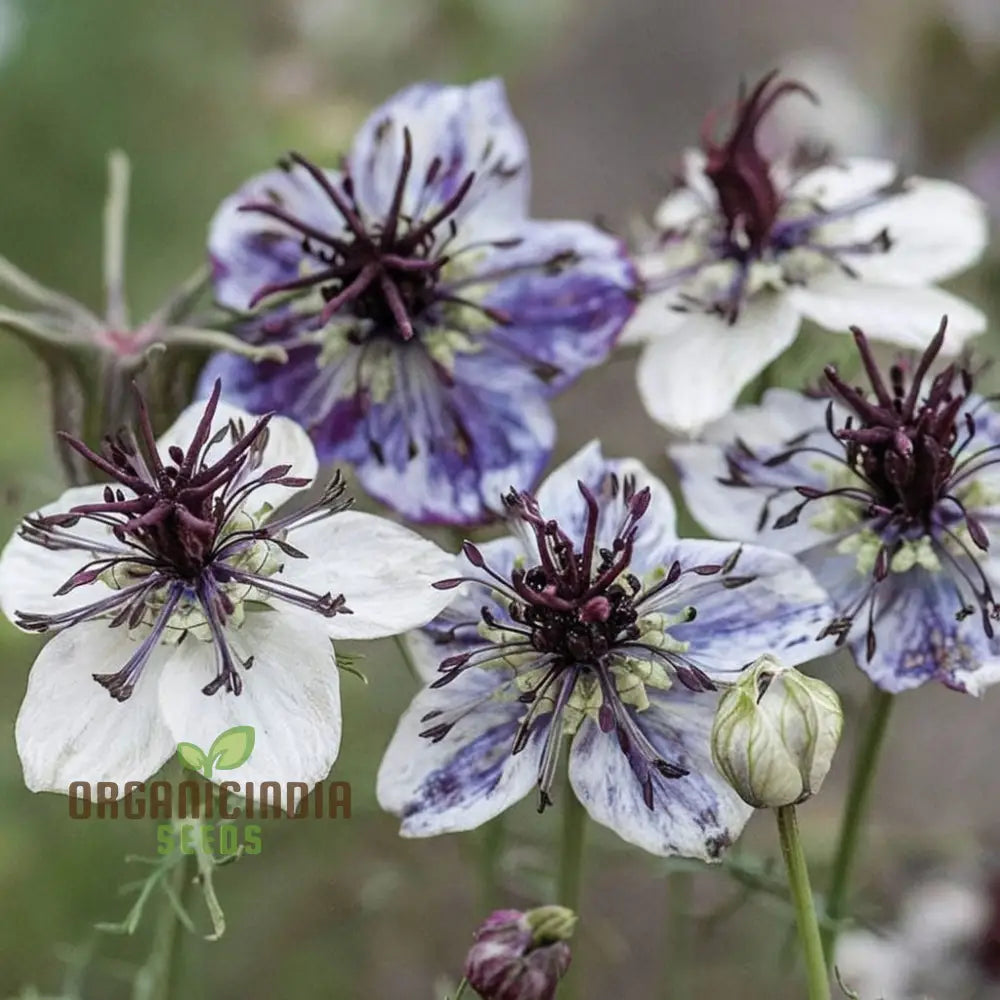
{"left": 176, "top": 725, "right": 255, "bottom": 778}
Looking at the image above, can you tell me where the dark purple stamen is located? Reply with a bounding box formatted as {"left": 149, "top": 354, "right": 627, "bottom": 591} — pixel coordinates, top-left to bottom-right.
{"left": 729, "top": 318, "right": 1000, "bottom": 660}
{"left": 17, "top": 381, "right": 353, "bottom": 701}
{"left": 239, "top": 133, "right": 506, "bottom": 341}
{"left": 703, "top": 71, "right": 817, "bottom": 259}
{"left": 424, "top": 475, "right": 750, "bottom": 811}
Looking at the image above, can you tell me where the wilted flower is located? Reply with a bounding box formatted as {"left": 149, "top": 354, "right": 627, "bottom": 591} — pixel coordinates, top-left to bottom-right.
{"left": 203, "top": 78, "right": 637, "bottom": 524}
{"left": 0, "top": 151, "right": 283, "bottom": 483}
{"left": 0, "top": 382, "right": 454, "bottom": 798}
{"left": 673, "top": 319, "right": 1000, "bottom": 694}
{"left": 464, "top": 906, "right": 575, "bottom": 1000}
{"left": 377, "top": 442, "right": 833, "bottom": 859}
{"left": 625, "top": 71, "right": 987, "bottom": 433}
{"left": 711, "top": 654, "right": 842, "bottom": 808}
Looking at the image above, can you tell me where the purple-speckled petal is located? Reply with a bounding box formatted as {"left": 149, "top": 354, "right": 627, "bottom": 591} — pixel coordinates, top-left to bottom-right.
{"left": 347, "top": 78, "right": 530, "bottom": 238}
{"left": 850, "top": 568, "right": 1000, "bottom": 694}
{"left": 568, "top": 690, "right": 752, "bottom": 860}
{"left": 464, "top": 220, "right": 637, "bottom": 393}
{"left": 208, "top": 164, "right": 349, "bottom": 312}
{"left": 376, "top": 665, "right": 542, "bottom": 836}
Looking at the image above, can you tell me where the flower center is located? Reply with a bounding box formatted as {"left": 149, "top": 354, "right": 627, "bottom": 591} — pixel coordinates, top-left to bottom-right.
{"left": 426, "top": 477, "right": 753, "bottom": 810}
{"left": 729, "top": 321, "right": 1000, "bottom": 659}
{"left": 17, "top": 382, "right": 352, "bottom": 701}
{"left": 647, "top": 72, "right": 896, "bottom": 324}
{"left": 239, "top": 133, "right": 507, "bottom": 342}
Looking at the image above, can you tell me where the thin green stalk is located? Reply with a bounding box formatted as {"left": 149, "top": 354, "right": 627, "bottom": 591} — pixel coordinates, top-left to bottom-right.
{"left": 478, "top": 816, "right": 506, "bottom": 912}
{"left": 776, "top": 805, "right": 830, "bottom": 1000}
{"left": 557, "top": 792, "right": 587, "bottom": 913}
{"left": 821, "top": 688, "right": 894, "bottom": 963}
{"left": 452, "top": 977, "right": 470, "bottom": 999}
{"left": 663, "top": 869, "right": 693, "bottom": 1000}
{"left": 132, "top": 846, "right": 191, "bottom": 1000}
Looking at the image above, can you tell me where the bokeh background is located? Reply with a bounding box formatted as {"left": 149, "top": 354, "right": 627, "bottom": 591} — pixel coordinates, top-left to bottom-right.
{"left": 0, "top": 1, "right": 999, "bottom": 997}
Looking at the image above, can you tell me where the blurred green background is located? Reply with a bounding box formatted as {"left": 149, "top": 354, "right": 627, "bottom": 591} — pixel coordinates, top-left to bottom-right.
{"left": 1, "top": 1, "right": 999, "bottom": 998}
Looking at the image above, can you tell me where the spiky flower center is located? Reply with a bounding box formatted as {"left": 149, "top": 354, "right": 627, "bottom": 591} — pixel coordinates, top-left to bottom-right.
{"left": 647, "top": 71, "right": 895, "bottom": 323}
{"left": 425, "top": 475, "right": 754, "bottom": 811}
{"left": 239, "top": 133, "right": 511, "bottom": 343}
{"left": 725, "top": 321, "right": 1000, "bottom": 662}
{"left": 18, "top": 383, "right": 352, "bottom": 701}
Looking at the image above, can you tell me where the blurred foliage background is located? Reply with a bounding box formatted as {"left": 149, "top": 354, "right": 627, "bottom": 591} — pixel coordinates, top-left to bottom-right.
{"left": 0, "top": 1, "right": 999, "bottom": 997}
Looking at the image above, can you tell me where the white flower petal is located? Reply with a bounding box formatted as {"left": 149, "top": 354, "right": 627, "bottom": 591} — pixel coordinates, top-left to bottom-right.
{"left": 377, "top": 666, "right": 540, "bottom": 836}
{"left": 568, "top": 694, "right": 752, "bottom": 860}
{"left": 636, "top": 295, "right": 802, "bottom": 434}
{"left": 790, "top": 277, "right": 986, "bottom": 350}
{"left": 837, "top": 178, "right": 988, "bottom": 286}
{"left": 0, "top": 484, "right": 120, "bottom": 627}
{"left": 158, "top": 398, "right": 318, "bottom": 513}
{"left": 788, "top": 157, "right": 898, "bottom": 206}
{"left": 16, "top": 621, "right": 174, "bottom": 794}
{"left": 157, "top": 604, "right": 341, "bottom": 798}
{"left": 281, "top": 510, "right": 456, "bottom": 639}
{"left": 618, "top": 285, "right": 689, "bottom": 346}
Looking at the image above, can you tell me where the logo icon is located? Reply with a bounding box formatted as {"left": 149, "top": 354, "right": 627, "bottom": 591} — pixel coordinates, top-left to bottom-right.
{"left": 176, "top": 725, "right": 255, "bottom": 779}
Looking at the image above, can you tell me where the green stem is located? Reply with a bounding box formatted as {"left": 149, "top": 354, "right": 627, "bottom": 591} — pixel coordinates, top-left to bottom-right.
{"left": 663, "top": 869, "right": 693, "bottom": 1000}
{"left": 557, "top": 792, "right": 587, "bottom": 914}
{"left": 821, "top": 688, "right": 894, "bottom": 963}
{"left": 132, "top": 847, "right": 191, "bottom": 1000}
{"left": 478, "top": 816, "right": 506, "bottom": 912}
{"left": 451, "top": 977, "right": 470, "bottom": 1000}
{"left": 776, "top": 805, "right": 830, "bottom": 1000}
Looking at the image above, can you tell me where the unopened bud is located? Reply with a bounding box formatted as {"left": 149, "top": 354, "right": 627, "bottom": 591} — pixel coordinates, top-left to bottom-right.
{"left": 464, "top": 906, "right": 575, "bottom": 1000}
{"left": 711, "top": 654, "right": 843, "bottom": 808}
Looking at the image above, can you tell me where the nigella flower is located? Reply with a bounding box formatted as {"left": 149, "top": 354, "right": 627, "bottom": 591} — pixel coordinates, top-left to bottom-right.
{"left": 376, "top": 442, "right": 832, "bottom": 859}
{"left": 624, "top": 71, "right": 987, "bottom": 433}
{"left": 0, "top": 382, "right": 455, "bottom": 797}
{"left": 672, "top": 319, "right": 1000, "bottom": 694}
{"left": 202, "top": 78, "right": 637, "bottom": 525}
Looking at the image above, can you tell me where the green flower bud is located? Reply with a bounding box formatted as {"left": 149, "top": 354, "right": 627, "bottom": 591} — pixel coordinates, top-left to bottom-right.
{"left": 710, "top": 654, "right": 843, "bottom": 808}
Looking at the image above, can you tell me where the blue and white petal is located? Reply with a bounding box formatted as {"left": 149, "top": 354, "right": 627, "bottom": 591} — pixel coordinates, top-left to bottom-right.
{"left": 376, "top": 666, "right": 542, "bottom": 836}
{"left": 533, "top": 441, "right": 677, "bottom": 565}
{"left": 209, "top": 164, "right": 349, "bottom": 312}
{"left": 671, "top": 388, "right": 835, "bottom": 552}
{"left": 853, "top": 569, "right": 1000, "bottom": 694}
{"left": 467, "top": 220, "right": 637, "bottom": 393}
{"left": 568, "top": 690, "right": 753, "bottom": 860}
{"left": 347, "top": 78, "right": 530, "bottom": 240}
{"left": 407, "top": 536, "right": 527, "bottom": 685}
{"left": 345, "top": 350, "right": 556, "bottom": 525}
{"left": 658, "top": 540, "right": 835, "bottom": 671}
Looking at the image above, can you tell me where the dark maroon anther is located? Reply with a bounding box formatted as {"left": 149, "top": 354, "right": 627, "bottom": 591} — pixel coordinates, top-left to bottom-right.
{"left": 16, "top": 382, "right": 353, "bottom": 701}
{"left": 239, "top": 133, "right": 499, "bottom": 342}
{"left": 702, "top": 72, "right": 817, "bottom": 259}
